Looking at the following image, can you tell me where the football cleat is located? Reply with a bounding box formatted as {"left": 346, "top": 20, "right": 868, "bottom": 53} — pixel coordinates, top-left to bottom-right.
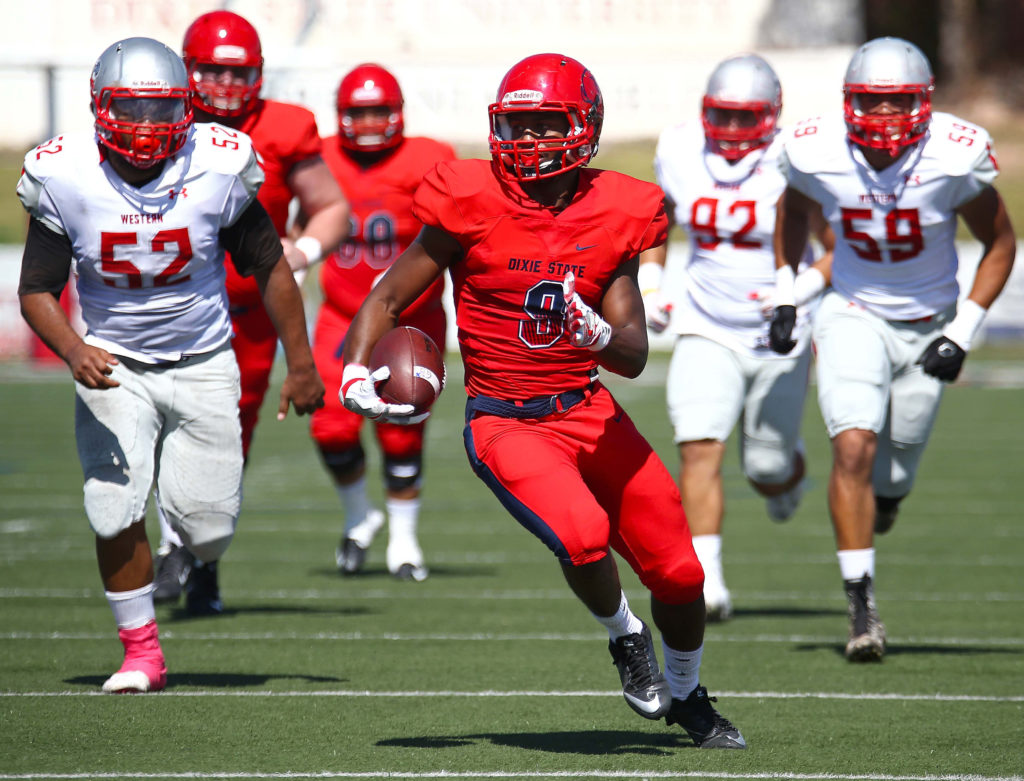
{"left": 153, "top": 543, "right": 193, "bottom": 604}
{"left": 666, "top": 685, "right": 746, "bottom": 749}
{"left": 102, "top": 621, "right": 167, "bottom": 693}
{"left": 608, "top": 622, "right": 672, "bottom": 719}
{"left": 874, "top": 496, "right": 902, "bottom": 535}
{"left": 703, "top": 580, "right": 733, "bottom": 623}
{"left": 185, "top": 560, "right": 223, "bottom": 616}
{"left": 844, "top": 576, "right": 887, "bottom": 662}
{"left": 336, "top": 509, "right": 385, "bottom": 575}
{"left": 766, "top": 479, "right": 804, "bottom": 523}
{"left": 386, "top": 536, "right": 428, "bottom": 582}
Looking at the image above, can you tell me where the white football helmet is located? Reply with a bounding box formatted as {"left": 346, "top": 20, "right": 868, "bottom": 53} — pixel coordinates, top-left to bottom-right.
{"left": 702, "top": 54, "right": 782, "bottom": 160}
{"left": 91, "top": 37, "right": 193, "bottom": 169}
{"left": 843, "top": 37, "right": 933, "bottom": 156}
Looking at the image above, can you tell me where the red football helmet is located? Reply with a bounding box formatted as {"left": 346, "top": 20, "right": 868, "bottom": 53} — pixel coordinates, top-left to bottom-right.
{"left": 91, "top": 37, "right": 193, "bottom": 169}
{"left": 488, "top": 53, "right": 603, "bottom": 182}
{"left": 843, "top": 37, "right": 934, "bottom": 156}
{"left": 182, "top": 10, "right": 263, "bottom": 118}
{"left": 336, "top": 63, "right": 405, "bottom": 153}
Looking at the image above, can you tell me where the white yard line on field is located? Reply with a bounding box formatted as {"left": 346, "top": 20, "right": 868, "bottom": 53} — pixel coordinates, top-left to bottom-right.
{"left": 2, "top": 688, "right": 1022, "bottom": 702}
{"left": 2, "top": 630, "right": 1023, "bottom": 647}
{"left": 0, "top": 769, "right": 1021, "bottom": 780}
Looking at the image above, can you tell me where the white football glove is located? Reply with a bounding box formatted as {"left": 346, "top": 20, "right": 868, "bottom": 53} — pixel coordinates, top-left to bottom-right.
{"left": 643, "top": 290, "right": 673, "bottom": 334}
{"left": 637, "top": 260, "right": 672, "bottom": 333}
{"left": 751, "top": 267, "right": 826, "bottom": 319}
{"left": 562, "top": 271, "right": 612, "bottom": 351}
{"left": 340, "top": 363, "right": 429, "bottom": 425}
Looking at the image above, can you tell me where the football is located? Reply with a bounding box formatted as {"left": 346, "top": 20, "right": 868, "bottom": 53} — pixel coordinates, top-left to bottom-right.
{"left": 369, "top": 326, "right": 446, "bottom": 414}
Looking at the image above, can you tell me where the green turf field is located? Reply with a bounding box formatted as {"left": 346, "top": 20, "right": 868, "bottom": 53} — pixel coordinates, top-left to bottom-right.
{"left": 1, "top": 351, "right": 1022, "bottom": 781}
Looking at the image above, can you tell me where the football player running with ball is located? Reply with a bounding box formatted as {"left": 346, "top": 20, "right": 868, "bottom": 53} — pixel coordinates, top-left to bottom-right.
{"left": 769, "top": 37, "right": 1015, "bottom": 661}
{"left": 16, "top": 37, "right": 323, "bottom": 692}
{"left": 341, "top": 53, "right": 745, "bottom": 748}
{"left": 645, "top": 54, "right": 833, "bottom": 621}
{"left": 306, "top": 64, "right": 457, "bottom": 581}
{"left": 150, "top": 10, "right": 349, "bottom": 614}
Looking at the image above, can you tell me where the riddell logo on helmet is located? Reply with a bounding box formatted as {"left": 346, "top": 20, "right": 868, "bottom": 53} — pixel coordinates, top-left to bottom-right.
{"left": 502, "top": 90, "right": 544, "bottom": 107}
{"left": 130, "top": 80, "right": 171, "bottom": 90}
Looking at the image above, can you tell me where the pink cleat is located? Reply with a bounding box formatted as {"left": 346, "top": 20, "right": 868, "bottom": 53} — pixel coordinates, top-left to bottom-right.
{"left": 102, "top": 621, "right": 167, "bottom": 693}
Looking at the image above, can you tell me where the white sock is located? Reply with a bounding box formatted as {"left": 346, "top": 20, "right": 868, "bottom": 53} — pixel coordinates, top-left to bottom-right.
{"left": 156, "top": 499, "right": 182, "bottom": 551}
{"left": 592, "top": 590, "right": 645, "bottom": 640}
{"left": 838, "top": 548, "right": 875, "bottom": 582}
{"left": 386, "top": 496, "right": 420, "bottom": 542}
{"left": 662, "top": 640, "right": 703, "bottom": 700}
{"left": 106, "top": 583, "right": 157, "bottom": 630}
{"left": 338, "top": 476, "right": 373, "bottom": 535}
{"left": 691, "top": 534, "right": 724, "bottom": 587}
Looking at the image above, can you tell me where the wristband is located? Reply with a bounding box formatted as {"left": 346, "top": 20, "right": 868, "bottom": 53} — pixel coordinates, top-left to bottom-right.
{"left": 773, "top": 265, "right": 796, "bottom": 307}
{"left": 637, "top": 261, "right": 664, "bottom": 297}
{"left": 794, "top": 267, "right": 826, "bottom": 306}
{"left": 294, "top": 236, "right": 323, "bottom": 269}
{"left": 943, "top": 298, "right": 987, "bottom": 352}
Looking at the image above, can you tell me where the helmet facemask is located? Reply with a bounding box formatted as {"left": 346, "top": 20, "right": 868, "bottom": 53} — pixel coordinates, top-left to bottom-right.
{"left": 94, "top": 89, "right": 192, "bottom": 168}
{"left": 702, "top": 98, "right": 779, "bottom": 160}
{"left": 844, "top": 86, "right": 931, "bottom": 156}
{"left": 188, "top": 62, "right": 262, "bottom": 118}
{"left": 489, "top": 103, "right": 596, "bottom": 182}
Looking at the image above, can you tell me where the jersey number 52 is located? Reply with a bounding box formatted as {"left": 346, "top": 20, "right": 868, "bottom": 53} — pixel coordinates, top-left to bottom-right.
{"left": 100, "top": 228, "right": 193, "bottom": 288}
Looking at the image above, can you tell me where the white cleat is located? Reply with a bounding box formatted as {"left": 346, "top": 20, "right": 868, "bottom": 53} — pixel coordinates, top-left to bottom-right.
{"left": 704, "top": 581, "right": 733, "bottom": 623}
{"left": 102, "top": 669, "right": 159, "bottom": 693}
{"left": 387, "top": 536, "right": 428, "bottom": 582}
{"left": 336, "top": 509, "right": 385, "bottom": 573}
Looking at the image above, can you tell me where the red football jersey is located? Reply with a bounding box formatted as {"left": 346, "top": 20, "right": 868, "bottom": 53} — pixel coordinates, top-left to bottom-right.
{"left": 222, "top": 99, "right": 323, "bottom": 305}
{"left": 412, "top": 159, "right": 668, "bottom": 399}
{"left": 319, "top": 136, "right": 456, "bottom": 318}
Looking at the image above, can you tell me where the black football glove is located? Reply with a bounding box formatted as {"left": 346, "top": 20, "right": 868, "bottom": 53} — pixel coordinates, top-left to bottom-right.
{"left": 917, "top": 335, "right": 967, "bottom": 382}
{"left": 768, "top": 305, "right": 797, "bottom": 354}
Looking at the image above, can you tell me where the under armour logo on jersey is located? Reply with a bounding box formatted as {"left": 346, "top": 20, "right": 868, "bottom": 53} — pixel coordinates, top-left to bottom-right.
{"left": 168, "top": 187, "right": 189, "bottom": 200}
{"left": 905, "top": 174, "right": 922, "bottom": 186}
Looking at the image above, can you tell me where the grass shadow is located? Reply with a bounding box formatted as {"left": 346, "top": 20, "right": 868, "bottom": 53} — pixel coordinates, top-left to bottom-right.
{"left": 378, "top": 729, "right": 688, "bottom": 755}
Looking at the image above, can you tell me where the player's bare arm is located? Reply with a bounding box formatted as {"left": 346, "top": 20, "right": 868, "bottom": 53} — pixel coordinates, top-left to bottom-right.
{"left": 282, "top": 158, "right": 350, "bottom": 271}
{"left": 254, "top": 257, "right": 325, "bottom": 417}
{"left": 20, "top": 292, "right": 119, "bottom": 389}
{"left": 957, "top": 185, "right": 1016, "bottom": 309}
{"left": 344, "top": 225, "right": 461, "bottom": 366}
{"left": 773, "top": 186, "right": 821, "bottom": 272}
{"left": 589, "top": 254, "right": 650, "bottom": 378}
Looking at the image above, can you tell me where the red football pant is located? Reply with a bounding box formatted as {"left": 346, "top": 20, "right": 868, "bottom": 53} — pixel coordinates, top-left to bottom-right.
{"left": 229, "top": 300, "right": 277, "bottom": 460}
{"left": 311, "top": 302, "right": 447, "bottom": 458}
{"left": 464, "top": 385, "right": 704, "bottom": 605}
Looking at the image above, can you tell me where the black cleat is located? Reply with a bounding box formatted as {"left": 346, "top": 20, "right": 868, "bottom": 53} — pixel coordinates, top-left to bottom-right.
{"left": 185, "top": 560, "right": 223, "bottom": 616}
{"left": 153, "top": 544, "right": 193, "bottom": 604}
{"left": 844, "top": 575, "right": 886, "bottom": 661}
{"left": 608, "top": 622, "right": 672, "bottom": 719}
{"left": 873, "top": 495, "right": 902, "bottom": 535}
{"left": 336, "top": 538, "right": 369, "bottom": 575}
{"left": 666, "top": 685, "right": 746, "bottom": 749}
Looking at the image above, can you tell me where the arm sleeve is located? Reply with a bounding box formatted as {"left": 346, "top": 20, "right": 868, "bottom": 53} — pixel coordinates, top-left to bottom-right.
{"left": 219, "top": 198, "right": 284, "bottom": 277}
{"left": 19, "top": 217, "right": 72, "bottom": 296}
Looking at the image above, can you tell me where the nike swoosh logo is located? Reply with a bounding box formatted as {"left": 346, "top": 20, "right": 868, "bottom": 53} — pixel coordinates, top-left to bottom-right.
{"left": 623, "top": 691, "right": 667, "bottom": 715}
{"left": 575, "top": 243, "right": 597, "bottom": 251}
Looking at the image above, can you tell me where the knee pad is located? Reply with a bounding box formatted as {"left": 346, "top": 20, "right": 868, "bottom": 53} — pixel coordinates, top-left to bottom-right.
{"left": 84, "top": 472, "right": 142, "bottom": 539}
{"left": 384, "top": 454, "right": 423, "bottom": 492}
{"left": 177, "top": 511, "right": 237, "bottom": 563}
{"left": 640, "top": 554, "right": 705, "bottom": 605}
{"left": 321, "top": 444, "right": 366, "bottom": 481}
{"left": 873, "top": 439, "right": 925, "bottom": 497}
{"left": 742, "top": 440, "right": 792, "bottom": 485}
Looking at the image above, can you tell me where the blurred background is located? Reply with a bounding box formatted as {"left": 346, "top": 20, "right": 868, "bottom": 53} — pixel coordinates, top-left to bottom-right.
{"left": 2, "top": 0, "right": 1023, "bottom": 359}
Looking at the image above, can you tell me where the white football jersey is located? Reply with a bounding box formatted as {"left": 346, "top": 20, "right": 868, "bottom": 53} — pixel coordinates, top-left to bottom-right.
{"left": 781, "top": 111, "right": 998, "bottom": 321}
{"left": 18, "top": 124, "right": 264, "bottom": 363}
{"left": 655, "top": 121, "right": 813, "bottom": 357}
